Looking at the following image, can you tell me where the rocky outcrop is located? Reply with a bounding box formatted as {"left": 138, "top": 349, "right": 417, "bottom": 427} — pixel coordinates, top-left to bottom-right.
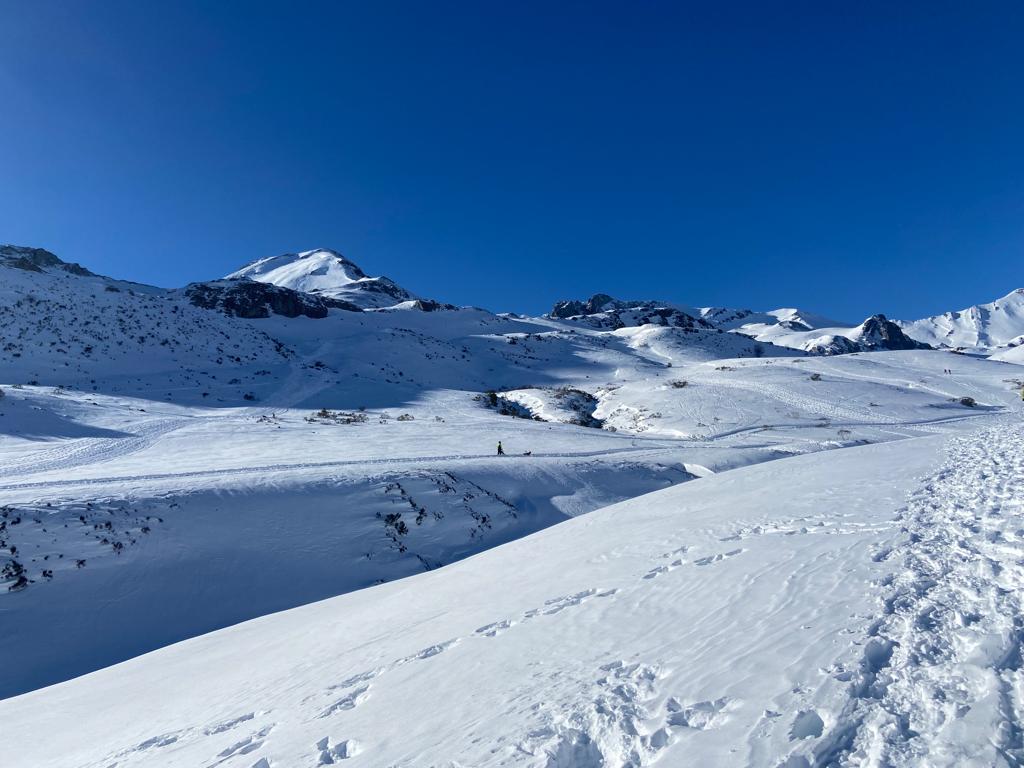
{"left": 550, "top": 294, "right": 712, "bottom": 331}
{"left": 0, "top": 245, "right": 96, "bottom": 277}
{"left": 854, "top": 314, "right": 931, "bottom": 351}
{"left": 184, "top": 280, "right": 361, "bottom": 319}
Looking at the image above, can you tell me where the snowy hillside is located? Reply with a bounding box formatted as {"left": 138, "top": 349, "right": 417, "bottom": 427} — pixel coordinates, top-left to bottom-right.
{"left": 0, "top": 246, "right": 297, "bottom": 402}
{"left": 898, "top": 288, "right": 1024, "bottom": 352}
{"left": 3, "top": 242, "right": 1024, "bottom": 767}
{"left": 6, "top": 420, "right": 1024, "bottom": 768}
{"left": 226, "top": 248, "right": 417, "bottom": 309}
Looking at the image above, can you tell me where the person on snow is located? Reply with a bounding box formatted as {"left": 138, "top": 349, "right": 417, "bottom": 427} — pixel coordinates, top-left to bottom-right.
{"left": 497, "top": 441, "right": 505, "bottom": 456}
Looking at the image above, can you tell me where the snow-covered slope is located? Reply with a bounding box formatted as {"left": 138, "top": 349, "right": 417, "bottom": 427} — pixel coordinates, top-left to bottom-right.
{"left": 226, "top": 248, "right": 416, "bottom": 309}
{"left": 4, "top": 242, "right": 1024, "bottom": 767}
{"left": 898, "top": 288, "right": 1024, "bottom": 352}
{"left": 6, "top": 421, "right": 1024, "bottom": 768}
{"left": 990, "top": 342, "right": 1024, "bottom": 365}
{"left": 0, "top": 248, "right": 297, "bottom": 402}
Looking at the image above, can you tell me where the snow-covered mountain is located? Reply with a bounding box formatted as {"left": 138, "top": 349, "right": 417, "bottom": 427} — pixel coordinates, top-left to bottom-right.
{"left": 549, "top": 293, "right": 709, "bottom": 330}
{"left": 4, "top": 242, "right": 1024, "bottom": 768}
{"left": 698, "top": 306, "right": 846, "bottom": 338}
{"left": 549, "top": 294, "right": 933, "bottom": 356}
{"left": 702, "top": 292, "right": 1024, "bottom": 358}
{"left": 896, "top": 288, "right": 1024, "bottom": 352}
{"left": 226, "top": 248, "right": 417, "bottom": 309}
{"left": 799, "top": 314, "right": 931, "bottom": 355}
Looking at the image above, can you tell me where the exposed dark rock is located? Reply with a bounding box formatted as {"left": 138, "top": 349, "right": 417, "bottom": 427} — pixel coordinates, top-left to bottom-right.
{"left": 550, "top": 293, "right": 618, "bottom": 318}
{"left": 856, "top": 314, "right": 931, "bottom": 351}
{"left": 550, "top": 294, "right": 712, "bottom": 331}
{"left": 805, "top": 314, "right": 932, "bottom": 355}
{"left": 184, "top": 280, "right": 362, "bottom": 319}
{"left": 411, "top": 299, "right": 458, "bottom": 312}
{"left": 0, "top": 245, "right": 96, "bottom": 276}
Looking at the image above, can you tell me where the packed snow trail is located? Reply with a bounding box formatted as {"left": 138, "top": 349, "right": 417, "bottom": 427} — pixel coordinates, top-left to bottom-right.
{"left": 817, "top": 420, "right": 1024, "bottom": 767}
{"left": 0, "top": 444, "right": 683, "bottom": 491}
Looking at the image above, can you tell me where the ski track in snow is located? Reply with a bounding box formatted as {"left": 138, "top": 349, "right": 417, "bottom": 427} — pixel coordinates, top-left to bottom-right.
{"left": 0, "top": 416, "right": 192, "bottom": 479}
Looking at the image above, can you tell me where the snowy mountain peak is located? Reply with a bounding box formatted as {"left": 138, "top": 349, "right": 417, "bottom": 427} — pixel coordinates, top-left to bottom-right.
{"left": 226, "top": 248, "right": 416, "bottom": 308}
{"left": 897, "top": 288, "right": 1024, "bottom": 351}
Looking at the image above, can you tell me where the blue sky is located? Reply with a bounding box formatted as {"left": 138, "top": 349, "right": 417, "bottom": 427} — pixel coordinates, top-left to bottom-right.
{"left": 1, "top": 1, "right": 1021, "bottom": 320}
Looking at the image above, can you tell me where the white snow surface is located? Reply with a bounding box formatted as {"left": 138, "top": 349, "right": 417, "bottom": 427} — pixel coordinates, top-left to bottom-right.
{"left": 5, "top": 421, "right": 1024, "bottom": 767}
{"left": 4, "top": 246, "right": 1024, "bottom": 766}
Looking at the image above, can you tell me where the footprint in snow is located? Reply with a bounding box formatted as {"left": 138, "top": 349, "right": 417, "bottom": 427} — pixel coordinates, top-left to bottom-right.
{"left": 215, "top": 729, "right": 274, "bottom": 765}
{"left": 316, "top": 736, "right": 360, "bottom": 763}
{"left": 319, "top": 686, "right": 370, "bottom": 719}
{"left": 693, "top": 549, "right": 744, "bottom": 566}
{"left": 661, "top": 545, "right": 689, "bottom": 558}
{"left": 666, "top": 696, "right": 736, "bottom": 730}
{"left": 521, "top": 588, "right": 617, "bottom": 620}
{"left": 643, "top": 559, "right": 685, "bottom": 579}
{"left": 397, "top": 638, "right": 460, "bottom": 663}
{"left": 788, "top": 710, "right": 825, "bottom": 740}
{"left": 136, "top": 733, "right": 180, "bottom": 750}
{"left": 474, "top": 619, "right": 515, "bottom": 637}
{"left": 204, "top": 712, "right": 255, "bottom": 735}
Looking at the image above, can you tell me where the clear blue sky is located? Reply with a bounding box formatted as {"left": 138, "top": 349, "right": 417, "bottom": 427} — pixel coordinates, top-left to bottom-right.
{"left": 1, "top": 1, "right": 1021, "bottom": 320}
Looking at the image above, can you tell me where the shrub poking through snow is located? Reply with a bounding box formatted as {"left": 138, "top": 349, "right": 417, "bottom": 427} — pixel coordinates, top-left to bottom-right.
{"left": 305, "top": 409, "right": 368, "bottom": 425}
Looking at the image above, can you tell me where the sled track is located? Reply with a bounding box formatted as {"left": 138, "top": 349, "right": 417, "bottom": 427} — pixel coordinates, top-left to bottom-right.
{"left": 815, "top": 419, "right": 1024, "bottom": 766}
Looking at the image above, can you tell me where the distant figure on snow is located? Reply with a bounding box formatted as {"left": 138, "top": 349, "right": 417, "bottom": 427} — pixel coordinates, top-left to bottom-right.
{"left": 497, "top": 441, "right": 505, "bottom": 456}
